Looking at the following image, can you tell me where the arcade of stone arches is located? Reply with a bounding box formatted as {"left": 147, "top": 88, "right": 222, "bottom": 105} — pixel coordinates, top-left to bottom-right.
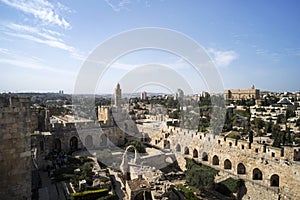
{"left": 175, "top": 143, "right": 280, "bottom": 187}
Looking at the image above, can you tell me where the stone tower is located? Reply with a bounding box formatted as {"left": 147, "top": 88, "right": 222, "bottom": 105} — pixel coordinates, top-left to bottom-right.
{"left": 114, "top": 83, "right": 122, "bottom": 108}
{"left": 0, "top": 95, "right": 33, "bottom": 200}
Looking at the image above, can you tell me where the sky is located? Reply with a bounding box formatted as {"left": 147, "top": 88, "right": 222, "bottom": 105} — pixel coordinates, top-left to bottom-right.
{"left": 0, "top": 0, "right": 300, "bottom": 94}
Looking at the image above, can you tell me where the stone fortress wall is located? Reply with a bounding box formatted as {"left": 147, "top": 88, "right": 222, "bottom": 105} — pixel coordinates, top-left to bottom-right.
{"left": 148, "top": 125, "right": 300, "bottom": 200}
{"left": 0, "top": 96, "right": 33, "bottom": 200}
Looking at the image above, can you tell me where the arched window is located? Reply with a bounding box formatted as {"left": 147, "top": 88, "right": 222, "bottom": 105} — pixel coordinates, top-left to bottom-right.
{"left": 224, "top": 159, "right": 232, "bottom": 169}
{"left": 100, "top": 134, "right": 107, "bottom": 146}
{"left": 85, "top": 135, "right": 93, "bottom": 148}
{"left": 70, "top": 136, "right": 78, "bottom": 150}
{"left": 184, "top": 147, "right": 189, "bottom": 155}
{"left": 212, "top": 155, "right": 219, "bottom": 165}
{"left": 193, "top": 149, "right": 198, "bottom": 158}
{"left": 176, "top": 144, "right": 181, "bottom": 152}
{"left": 237, "top": 163, "right": 246, "bottom": 174}
{"left": 253, "top": 168, "right": 263, "bottom": 180}
{"left": 270, "top": 174, "right": 279, "bottom": 187}
{"left": 202, "top": 152, "right": 208, "bottom": 161}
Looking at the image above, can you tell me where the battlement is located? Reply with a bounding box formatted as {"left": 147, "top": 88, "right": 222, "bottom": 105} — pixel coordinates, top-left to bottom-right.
{"left": 0, "top": 95, "right": 31, "bottom": 111}
{"left": 165, "top": 125, "right": 300, "bottom": 163}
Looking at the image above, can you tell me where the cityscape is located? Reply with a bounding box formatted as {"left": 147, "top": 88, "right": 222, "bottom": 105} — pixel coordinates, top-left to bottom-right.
{"left": 1, "top": 84, "right": 300, "bottom": 200}
{"left": 1, "top": 1, "right": 300, "bottom": 200}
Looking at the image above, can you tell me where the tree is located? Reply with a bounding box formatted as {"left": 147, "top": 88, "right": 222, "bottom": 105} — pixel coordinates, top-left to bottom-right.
{"left": 271, "top": 124, "right": 281, "bottom": 139}
{"left": 249, "top": 132, "right": 253, "bottom": 144}
{"left": 286, "top": 109, "right": 296, "bottom": 119}
{"left": 185, "top": 159, "right": 218, "bottom": 190}
{"left": 281, "top": 132, "right": 286, "bottom": 146}
{"left": 265, "top": 120, "right": 273, "bottom": 134}
{"left": 253, "top": 118, "right": 265, "bottom": 132}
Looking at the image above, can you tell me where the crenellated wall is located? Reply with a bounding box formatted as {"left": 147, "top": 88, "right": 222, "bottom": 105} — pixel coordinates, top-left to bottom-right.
{"left": 145, "top": 125, "right": 300, "bottom": 200}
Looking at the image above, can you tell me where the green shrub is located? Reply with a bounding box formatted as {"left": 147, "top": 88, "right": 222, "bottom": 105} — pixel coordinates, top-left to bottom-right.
{"left": 185, "top": 158, "right": 218, "bottom": 190}
{"left": 216, "top": 178, "right": 245, "bottom": 196}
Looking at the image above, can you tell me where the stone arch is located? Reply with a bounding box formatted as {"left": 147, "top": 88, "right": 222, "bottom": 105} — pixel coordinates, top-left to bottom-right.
{"left": 100, "top": 134, "right": 107, "bottom": 146}
{"left": 175, "top": 144, "right": 181, "bottom": 152}
{"left": 193, "top": 149, "right": 198, "bottom": 158}
{"left": 202, "top": 152, "right": 208, "bottom": 161}
{"left": 120, "top": 145, "right": 140, "bottom": 180}
{"left": 252, "top": 168, "right": 263, "bottom": 180}
{"left": 70, "top": 136, "right": 78, "bottom": 151}
{"left": 184, "top": 147, "right": 189, "bottom": 155}
{"left": 85, "top": 135, "right": 93, "bottom": 148}
{"left": 224, "top": 159, "right": 232, "bottom": 169}
{"left": 237, "top": 163, "right": 246, "bottom": 174}
{"left": 270, "top": 174, "right": 279, "bottom": 187}
{"left": 212, "top": 155, "right": 219, "bottom": 165}
{"left": 53, "top": 138, "right": 61, "bottom": 151}
{"left": 121, "top": 145, "right": 139, "bottom": 167}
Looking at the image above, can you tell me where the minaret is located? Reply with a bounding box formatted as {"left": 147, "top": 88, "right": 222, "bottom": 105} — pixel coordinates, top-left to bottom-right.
{"left": 114, "top": 83, "right": 122, "bottom": 108}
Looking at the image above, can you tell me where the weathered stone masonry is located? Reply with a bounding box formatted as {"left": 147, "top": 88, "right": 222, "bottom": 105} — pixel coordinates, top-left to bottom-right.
{"left": 0, "top": 96, "right": 33, "bottom": 200}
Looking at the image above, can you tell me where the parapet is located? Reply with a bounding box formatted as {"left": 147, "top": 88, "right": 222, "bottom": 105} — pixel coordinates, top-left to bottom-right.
{"left": 0, "top": 95, "right": 31, "bottom": 111}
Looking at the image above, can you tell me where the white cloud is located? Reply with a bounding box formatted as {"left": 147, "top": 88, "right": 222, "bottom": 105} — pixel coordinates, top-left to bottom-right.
{"left": 3, "top": 23, "right": 85, "bottom": 60}
{"left": 0, "top": 0, "right": 70, "bottom": 29}
{"left": 207, "top": 48, "right": 238, "bottom": 67}
{"left": 0, "top": 47, "right": 9, "bottom": 54}
{"left": 105, "top": 0, "right": 131, "bottom": 12}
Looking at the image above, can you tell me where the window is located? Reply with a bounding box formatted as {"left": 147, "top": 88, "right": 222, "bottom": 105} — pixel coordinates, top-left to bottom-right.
{"left": 237, "top": 163, "right": 246, "bottom": 174}
{"left": 253, "top": 168, "right": 263, "bottom": 180}
{"left": 224, "top": 159, "right": 232, "bottom": 169}
{"left": 270, "top": 174, "right": 279, "bottom": 187}
{"left": 271, "top": 152, "right": 275, "bottom": 157}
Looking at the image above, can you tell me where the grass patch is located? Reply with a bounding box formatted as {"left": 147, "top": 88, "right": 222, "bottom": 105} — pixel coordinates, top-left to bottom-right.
{"left": 71, "top": 188, "right": 109, "bottom": 200}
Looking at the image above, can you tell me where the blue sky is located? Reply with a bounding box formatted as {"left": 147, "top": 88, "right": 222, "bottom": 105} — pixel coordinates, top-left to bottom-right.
{"left": 0, "top": 0, "right": 300, "bottom": 94}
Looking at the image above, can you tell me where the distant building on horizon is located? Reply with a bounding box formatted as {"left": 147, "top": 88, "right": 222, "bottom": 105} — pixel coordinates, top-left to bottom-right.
{"left": 114, "top": 83, "right": 122, "bottom": 108}
{"left": 224, "top": 85, "right": 260, "bottom": 100}
{"left": 141, "top": 91, "right": 147, "bottom": 100}
{"left": 174, "top": 89, "right": 184, "bottom": 100}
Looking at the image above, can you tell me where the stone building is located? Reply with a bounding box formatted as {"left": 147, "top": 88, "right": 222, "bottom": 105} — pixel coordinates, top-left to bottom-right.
{"left": 98, "top": 106, "right": 114, "bottom": 126}
{"left": 224, "top": 85, "right": 260, "bottom": 100}
{"left": 145, "top": 124, "right": 300, "bottom": 200}
{"left": 0, "top": 95, "right": 35, "bottom": 200}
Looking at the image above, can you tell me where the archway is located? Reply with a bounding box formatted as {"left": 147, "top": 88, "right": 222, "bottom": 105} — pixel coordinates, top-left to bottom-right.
{"left": 224, "top": 159, "right": 232, "bottom": 169}
{"left": 237, "top": 163, "right": 246, "bottom": 174}
{"left": 53, "top": 138, "right": 61, "bottom": 151}
{"left": 193, "top": 149, "right": 198, "bottom": 158}
{"left": 120, "top": 145, "right": 139, "bottom": 181}
{"left": 212, "top": 155, "right": 219, "bottom": 165}
{"left": 270, "top": 174, "right": 279, "bottom": 187}
{"left": 184, "top": 147, "right": 189, "bottom": 155}
{"left": 252, "top": 168, "right": 263, "bottom": 180}
{"left": 202, "top": 152, "right": 208, "bottom": 161}
{"left": 85, "top": 135, "right": 93, "bottom": 148}
{"left": 70, "top": 136, "right": 78, "bottom": 151}
{"left": 100, "top": 134, "right": 107, "bottom": 146}
{"left": 176, "top": 144, "right": 181, "bottom": 152}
